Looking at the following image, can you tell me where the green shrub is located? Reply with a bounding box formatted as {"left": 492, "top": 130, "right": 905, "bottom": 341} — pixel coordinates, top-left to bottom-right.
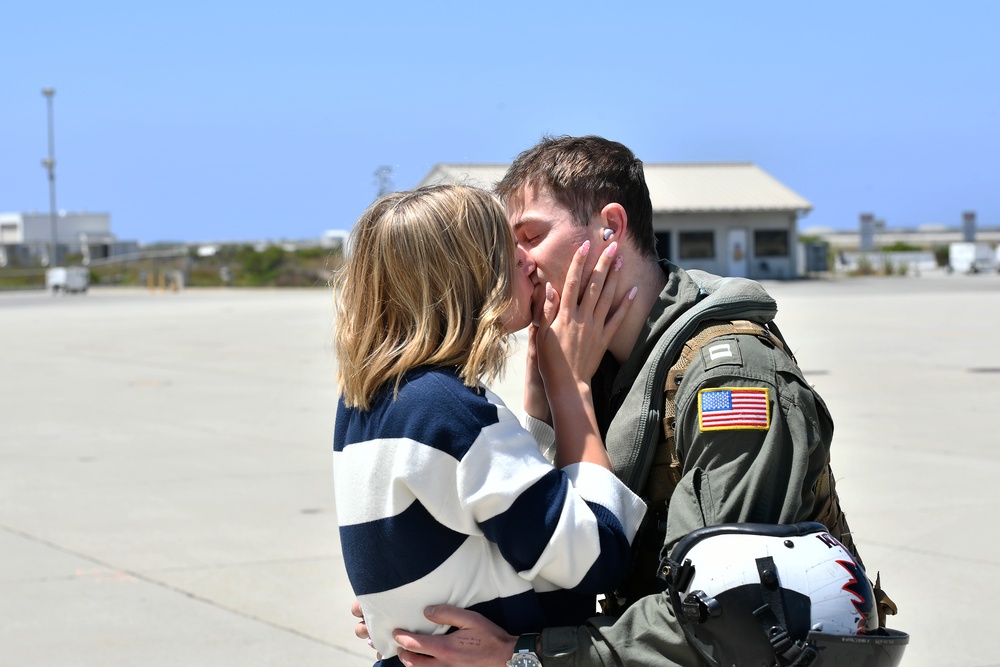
{"left": 236, "top": 246, "right": 286, "bottom": 285}
{"left": 933, "top": 245, "right": 949, "bottom": 267}
{"left": 882, "top": 241, "right": 922, "bottom": 252}
{"left": 852, "top": 256, "right": 875, "bottom": 276}
{"left": 295, "top": 247, "right": 329, "bottom": 260}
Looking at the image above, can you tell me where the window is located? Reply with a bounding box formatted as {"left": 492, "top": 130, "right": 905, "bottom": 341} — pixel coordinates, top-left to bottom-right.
{"left": 654, "top": 232, "right": 671, "bottom": 260}
{"left": 754, "top": 230, "right": 789, "bottom": 257}
{"left": 678, "top": 231, "right": 715, "bottom": 259}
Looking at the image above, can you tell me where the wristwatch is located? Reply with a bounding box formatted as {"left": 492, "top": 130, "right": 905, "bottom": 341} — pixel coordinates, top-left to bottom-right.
{"left": 506, "top": 633, "right": 542, "bottom": 667}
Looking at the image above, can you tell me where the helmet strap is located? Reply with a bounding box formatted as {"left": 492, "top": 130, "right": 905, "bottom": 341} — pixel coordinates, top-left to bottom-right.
{"left": 752, "top": 556, "right": 819, "bottom": 667}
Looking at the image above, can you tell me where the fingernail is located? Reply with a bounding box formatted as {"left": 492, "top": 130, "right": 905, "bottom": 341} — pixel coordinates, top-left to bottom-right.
{"left": 546, "top": 282, "right": 554, "bottom": 301}
{"left": 425, "top": 606, "right": 436, "bottom": 615}
{"left": 579, "top": 240, "right": 590, "bottom": 256}
{"left": 628, "top": 286, "right": 638, "bottom": 300}
{"left": 614, "top": 256, "right": 623, "bottom": 272}
{"left": 367, "top": 638, "right": 375, "bottom": 648}
{"left": 604, "top": 241, "right": 618, "bottom": 257}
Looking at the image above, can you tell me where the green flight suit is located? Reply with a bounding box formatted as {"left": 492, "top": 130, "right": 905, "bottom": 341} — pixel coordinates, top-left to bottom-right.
{"left": 538, "top": 261, "right": 855, "bottom": 667}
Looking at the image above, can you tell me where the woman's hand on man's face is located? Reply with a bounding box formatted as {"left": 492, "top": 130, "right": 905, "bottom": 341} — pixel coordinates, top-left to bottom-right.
{"left": 535, "top": 240, "right": 636, "bottom": 395}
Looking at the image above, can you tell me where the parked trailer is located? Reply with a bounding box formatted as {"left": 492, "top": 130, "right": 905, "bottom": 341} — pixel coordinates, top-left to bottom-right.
{"left": 45, "top": 267, "right": 90, "bottom": 294}
{"left": 948, "top": 242, "right": 997, "bottom": 274}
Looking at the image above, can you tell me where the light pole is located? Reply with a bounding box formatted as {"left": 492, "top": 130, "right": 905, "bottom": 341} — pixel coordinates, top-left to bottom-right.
{"left": 41, "top": 87, "right": 57, "bottom": 267}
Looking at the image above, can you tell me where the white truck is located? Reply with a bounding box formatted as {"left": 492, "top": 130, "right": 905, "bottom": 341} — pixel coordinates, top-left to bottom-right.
{"left": 948, "top": 242, "right": 997, "bottom": 274}
{"left": 45, "top": 266, "right": 90, "bottom": 294}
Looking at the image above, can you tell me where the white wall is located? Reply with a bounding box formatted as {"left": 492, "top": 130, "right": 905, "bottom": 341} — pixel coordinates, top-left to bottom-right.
{"left": 19, "top": 212, "right": 112, "bottom": 245}
{"left": 653, "top": 211, "right": 799, "bottom": 279}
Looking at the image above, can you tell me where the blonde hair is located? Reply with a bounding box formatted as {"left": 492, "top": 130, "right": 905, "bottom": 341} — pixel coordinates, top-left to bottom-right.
{"left": 333, "top": 184, "right": 516, "bottom": 409}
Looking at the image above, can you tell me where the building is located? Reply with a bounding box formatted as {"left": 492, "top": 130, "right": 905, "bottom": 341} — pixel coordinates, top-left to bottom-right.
{"left": 320, "top": 229, "right": 351, "bottom": 250}
{"left": 417, "top": 162, "right": 812, "bottom": 280}
{"left": 801, "top": 224, "right": 1000, "bottom": 252}
{"left": 0, "top": 211, "right": 137, "bottom": 266}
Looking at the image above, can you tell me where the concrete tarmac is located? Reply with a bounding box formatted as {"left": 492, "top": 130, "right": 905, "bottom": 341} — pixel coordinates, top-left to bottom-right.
{"left": 2, "top": 273, "right": 998, "bottom": 667}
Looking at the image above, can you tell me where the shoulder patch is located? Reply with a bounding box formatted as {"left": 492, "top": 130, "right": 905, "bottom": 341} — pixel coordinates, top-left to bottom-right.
{"left": 698, "top": 387, "right": 770, "bottom": 431}
{"left": 700, "top": 337, "right": 743, "bottom": 370}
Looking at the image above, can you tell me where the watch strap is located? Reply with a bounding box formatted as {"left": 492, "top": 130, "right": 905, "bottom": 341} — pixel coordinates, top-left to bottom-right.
{"left": 515, "top": 633, "right": 539, "bottom": 654}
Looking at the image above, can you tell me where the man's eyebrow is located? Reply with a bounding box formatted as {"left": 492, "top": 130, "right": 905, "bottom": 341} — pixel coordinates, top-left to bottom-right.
{"left": 511, "top": 214, "right": 543, "bottom": 232}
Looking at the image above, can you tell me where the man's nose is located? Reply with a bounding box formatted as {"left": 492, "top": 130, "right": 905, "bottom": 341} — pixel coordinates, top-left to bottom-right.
{"left": 518, "top": 250, "right": 536, "bottom": 275}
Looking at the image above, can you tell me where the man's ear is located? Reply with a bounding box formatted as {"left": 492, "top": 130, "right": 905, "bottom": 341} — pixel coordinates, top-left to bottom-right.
{"left": 599, "top": 203, "right": 628, "bottom": 242}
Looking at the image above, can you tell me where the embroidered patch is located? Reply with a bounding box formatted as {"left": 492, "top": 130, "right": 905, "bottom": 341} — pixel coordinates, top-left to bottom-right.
{"left": 698, "top": 387, "right": 770, "bottom": 431}
{"left": 700, "top": 338, "right": 743, "bottom": 370}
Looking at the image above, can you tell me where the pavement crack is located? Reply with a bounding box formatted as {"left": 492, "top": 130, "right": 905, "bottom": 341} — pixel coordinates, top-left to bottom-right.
{"left": 0, "top": 522, "right": 340, "bottom": 649}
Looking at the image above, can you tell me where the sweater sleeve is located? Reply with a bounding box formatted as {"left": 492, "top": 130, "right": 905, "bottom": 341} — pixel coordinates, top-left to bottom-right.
{"left": 449, "top": 387, "right": 646, "bottom": 593}
{"left": 335, "top": 371, "right": 647, "bottom": 658}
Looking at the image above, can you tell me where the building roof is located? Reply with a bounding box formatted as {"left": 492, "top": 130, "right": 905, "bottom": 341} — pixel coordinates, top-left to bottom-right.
{"left": 416, "top": 162, "right": 812, "bottom": 214}
{"left": 416, "top": 164, "right": 509, "bottom": 191}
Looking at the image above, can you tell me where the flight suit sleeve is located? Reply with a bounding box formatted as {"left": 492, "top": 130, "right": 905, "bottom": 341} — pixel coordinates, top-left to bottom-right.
{"left": 539, "top": 594, "right": 702, "bottom": 666}
{"left": 663, "top": 332, "right": 834, "bottom": 549}
{"left": 537, "top": 334, "right": 834, "bottom": 667}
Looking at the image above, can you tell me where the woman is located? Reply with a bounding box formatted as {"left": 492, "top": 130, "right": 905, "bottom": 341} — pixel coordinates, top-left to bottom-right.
{"left": 332, "top": 184, "right": 645, "bottom": 666}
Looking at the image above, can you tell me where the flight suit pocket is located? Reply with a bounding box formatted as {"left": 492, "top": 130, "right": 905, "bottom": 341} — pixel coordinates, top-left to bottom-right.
{"left": 692, "top": 467, "right": 716, "bottom": 527}
{"left": 664, "top": 467, "right": 714, "bottom": 548}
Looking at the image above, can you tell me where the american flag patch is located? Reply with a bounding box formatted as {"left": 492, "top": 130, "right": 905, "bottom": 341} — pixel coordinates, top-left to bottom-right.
{"left": 698, "top": 387, "right": 770, "bottom": 431}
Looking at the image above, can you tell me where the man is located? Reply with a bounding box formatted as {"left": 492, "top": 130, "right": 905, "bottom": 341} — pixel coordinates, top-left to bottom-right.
{"left": 382, "top": 135, "right": 894, "bottom": 666}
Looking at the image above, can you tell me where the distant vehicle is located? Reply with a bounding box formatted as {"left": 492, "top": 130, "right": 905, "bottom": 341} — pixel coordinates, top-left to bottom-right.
{"left": 46, "top": 266, "right": 90, "bottom": 294}
{"left": 948, "top": 242, "right": 997, "bottom": 274}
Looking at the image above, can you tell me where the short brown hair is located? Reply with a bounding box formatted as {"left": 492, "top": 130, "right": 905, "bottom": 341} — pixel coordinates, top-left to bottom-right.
{"left": 495, "top": 135, "right": 657, "bottom": 259}
{"left": 333, "top": 185, "right": 515, "bottom": 409}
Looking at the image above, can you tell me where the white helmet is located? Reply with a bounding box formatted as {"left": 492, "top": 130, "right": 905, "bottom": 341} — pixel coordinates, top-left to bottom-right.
{"left": 660, "top": 522, "right": 908, "bottom": 666}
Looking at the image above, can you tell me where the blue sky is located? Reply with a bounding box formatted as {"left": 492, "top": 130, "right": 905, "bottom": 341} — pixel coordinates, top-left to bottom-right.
{"left": 2, "top": 1, "right": 997, "bottom": 243}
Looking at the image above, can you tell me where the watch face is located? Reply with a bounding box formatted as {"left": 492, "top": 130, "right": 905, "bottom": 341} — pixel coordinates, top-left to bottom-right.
{"left": 507, "top": 654, "right": 542, "bottom": 667}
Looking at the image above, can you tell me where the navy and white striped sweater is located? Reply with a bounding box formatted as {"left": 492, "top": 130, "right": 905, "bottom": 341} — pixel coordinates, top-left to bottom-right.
{"left": 333, "top": 367, "right": 646, "bottom": 665}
